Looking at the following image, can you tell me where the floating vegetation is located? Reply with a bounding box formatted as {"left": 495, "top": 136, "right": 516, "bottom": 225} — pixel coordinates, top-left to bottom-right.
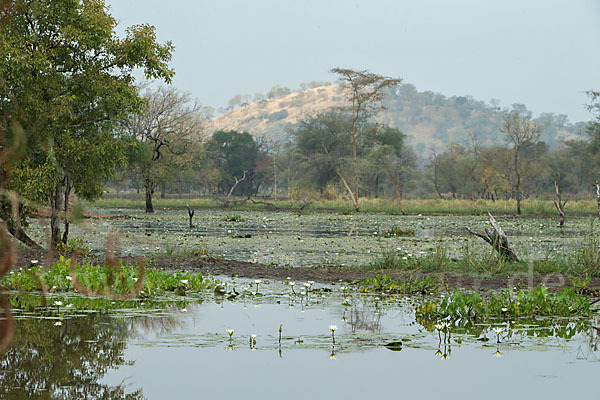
{"left": 360, "top": 274, "right": 440, "bottom": 295}
{"left": 383, "top": 225, "right": 415, "bottom": 237}
{"left": 223, "top": 214, "right": 244, "bottom": 222}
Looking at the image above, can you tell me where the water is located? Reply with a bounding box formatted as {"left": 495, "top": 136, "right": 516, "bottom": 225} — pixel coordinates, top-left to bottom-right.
{"left": 2, "top": 280, "right": 599, "bottom": 399}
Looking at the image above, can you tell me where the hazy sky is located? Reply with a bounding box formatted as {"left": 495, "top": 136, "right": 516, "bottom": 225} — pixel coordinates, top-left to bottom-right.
{"left": 106, "top": 0, "right": 600, "bottom": 122}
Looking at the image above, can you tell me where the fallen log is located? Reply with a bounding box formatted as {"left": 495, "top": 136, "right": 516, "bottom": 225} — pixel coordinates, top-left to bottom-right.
{"left": 465, "top": 212, "right": 519, "bottom": 262}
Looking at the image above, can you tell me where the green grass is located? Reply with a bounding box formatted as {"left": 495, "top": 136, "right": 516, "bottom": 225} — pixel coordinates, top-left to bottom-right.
{"left": 91, "top": 196, "right": 599, "bottom": 216}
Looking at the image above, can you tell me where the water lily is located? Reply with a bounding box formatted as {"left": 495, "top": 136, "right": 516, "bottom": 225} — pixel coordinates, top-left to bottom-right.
{"left": 254, "top": 279, "right": 261, "bottom": 292}
{"left": 180, "top": 279, "right": 189, "bottom": 285}
{"left": 180, "top": 308, "right": 187, "bottom": 313}
{"left": 65, "top": 276, "right": 72, "bottom": 281}
{"left": 329, "top": 324, "right": 337, "bottom": 344}
{"left": 226, "top": 329, "right": 235, "bottom": 340}
{"left": 493, "top": 326, "right": 504, "bottom": 343}
{"left": 30, "top": 260, "right": 39, "bottom": 266}
{"left": 54, "top": 301, "right": 63, "bottom": 307}
{"left": 54, "top": 321, "right": 62, "bottom": 326}
{"left": 65, "top": 304, "right": 73, "bottom": 309}
{"left": 493, "top": 349, "right": 503, "bottom": 358}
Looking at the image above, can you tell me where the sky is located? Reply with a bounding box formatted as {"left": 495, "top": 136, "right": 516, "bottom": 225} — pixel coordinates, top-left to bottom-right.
{"left": 106, "top": 0, "right": 600, "bottom": 122}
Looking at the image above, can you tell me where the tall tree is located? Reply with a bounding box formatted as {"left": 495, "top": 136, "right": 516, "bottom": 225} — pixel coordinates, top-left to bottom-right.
{"left": 124, "top": 86, "right": 203, "bottom": 213}
{"left": 501, "top": 111, "right": 542, "bottom": 214}
{"left": 206, "top": 130, "right": 264, "bottom": 196}
{"left": 330, "top": 68, "right": 401, "bottom": 211}
{"left": 0, "top": 0, "right": 174, "bottom": 247}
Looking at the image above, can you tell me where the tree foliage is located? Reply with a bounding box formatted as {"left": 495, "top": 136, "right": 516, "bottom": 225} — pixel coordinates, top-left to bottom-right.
{"left": 0, "top": 0, "right": 174, "bottom": 245}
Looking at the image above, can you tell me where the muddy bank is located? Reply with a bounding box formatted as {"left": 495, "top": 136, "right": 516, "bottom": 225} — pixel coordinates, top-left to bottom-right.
{"left": 14, "top": 248, "right": 600, "bottom": 292}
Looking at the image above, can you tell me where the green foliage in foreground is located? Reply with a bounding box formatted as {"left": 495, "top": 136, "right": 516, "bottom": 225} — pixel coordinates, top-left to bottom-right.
{"left": 2, "top": 257, "right": 219, "bottom": 299}
{"left": 416, "top": 285, "right": 591, "bottom": 324}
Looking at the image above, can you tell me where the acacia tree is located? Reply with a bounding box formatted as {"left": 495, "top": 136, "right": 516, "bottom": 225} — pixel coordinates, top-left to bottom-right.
{"left": 0, "top": 0, "right": 174, "bottom": 247}
{"left": 501, "top": 111, "right": 542, "bottom": 214}
{"left": 124, "top": 86, "right": 203, "bottom": 213}
{"left": 330, "top": 68, "right": 401, "bottom": 211}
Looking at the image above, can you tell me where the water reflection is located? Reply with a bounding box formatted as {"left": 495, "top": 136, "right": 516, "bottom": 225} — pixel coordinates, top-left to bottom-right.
{"left": 0, "top": 314, "right": 144, "bottom": 399}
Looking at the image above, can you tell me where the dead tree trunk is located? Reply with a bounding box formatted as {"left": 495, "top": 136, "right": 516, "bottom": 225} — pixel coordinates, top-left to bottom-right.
{"left": 553, "top": 173, "right": 567, "bottom": 227}
{"left": 227, "top": 171, "right": 247, "bottom": 199}
{"left": 466, "top": 212, "right": 519, "bottom": 262}
{"left": 186, "top": 206, "right": 194, "bottom": 229}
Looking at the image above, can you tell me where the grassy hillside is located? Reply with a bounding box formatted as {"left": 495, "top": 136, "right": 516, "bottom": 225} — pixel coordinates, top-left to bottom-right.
{"left": 209, "top": 83, "right": 587, "bottom": 151}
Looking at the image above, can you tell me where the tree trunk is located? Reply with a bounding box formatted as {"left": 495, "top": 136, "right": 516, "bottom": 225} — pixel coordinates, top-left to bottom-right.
{"left": 160, "top": 183, "right": 166, "bottom": 199}
{"left": 466, "top": 212, "right": 519, "bottom": 262}
{"left": 0, "top": 203, "right": 42, "bottom": 249}
{"left": 186, "top": 206, "right": 194, "bottom": 229}
{"left": 61, "top": 175, "right": 72, "bottom": 244}
{"left": 144, "top": 178, "right": 155, "bottom": 213}
{"left": 50, "top": 181, "right": 63, "bottom": 248}
{"left": 336, "top": 168, "right": 359, "bottom": 212}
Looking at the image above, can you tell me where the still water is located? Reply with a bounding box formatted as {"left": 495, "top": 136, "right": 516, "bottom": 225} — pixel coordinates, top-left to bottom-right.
{"left": 2, "top": 279, "right": 598, "bottom": 399}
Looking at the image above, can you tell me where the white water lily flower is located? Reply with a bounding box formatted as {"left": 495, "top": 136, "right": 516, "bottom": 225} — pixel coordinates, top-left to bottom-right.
{"left": 289, "top": 282, "right": 295, "bottom": 287}
{"left": 65, "top": 276, "right": 72, "bottom": 281}
{"left": 65, "top": 304, "right": 73, "bottom": 309}
{"left": 251, "top": 334, "right": 257, "bottom": 339}
{"left": 180, "top": 308, "right": 187, "bottom": 313}
{"left": 308, "top": 281, "right": 314, "bottom": 285}
{"left": 30, "top": 260, "right": 39, "bottom": 265}
{"left": 493, "top": 327, "right": 504, "bottom": 335}
{"left": 254, "top": 279, "right": 262, "bottom": 284}
{"left": 54, "top": 301, "right": 63, "bottom": 307}
{"left": 435, "top": 323, "right": 444, "bottom": 331}
{"left": 303, "top": 283, "right": 311, "bottom": 288}
{"left": 493, "top": 350, "right": 503, "bottom": 358}
{"left": 180, "top": 279, "right": 189, "bottom": 285}
{"left": 501, "top": 307, "right": 508, "bottom": 312}
{"left": 54, "top": 321, "right": 62, "bottom": 326}
{"left": 329, "top": 325, "right": 337, "bottom": 332}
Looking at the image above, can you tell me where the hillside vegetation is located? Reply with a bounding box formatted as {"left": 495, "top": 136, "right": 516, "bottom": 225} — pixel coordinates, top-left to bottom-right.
{"left": 209, "top": 83, "right": 587, "bottom": 152}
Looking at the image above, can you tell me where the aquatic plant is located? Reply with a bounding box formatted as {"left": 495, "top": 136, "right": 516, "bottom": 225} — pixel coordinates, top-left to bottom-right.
{"left": 360, "top": 274, "right": 440, "bottom": 295}
{"left": 226, "top": 329, "right": 235, "bottom": 342}
{"left": 2, "top": 257, "right": 219, "bottom": 299}
{"left": 416, "top": 285, "right": 592, "bottom": 328}
{"left": 383, "top": 225, "right": 415, "bottom": 237}
{"left": 223, "top": 214, "right": 244, "bottom": 222}
{"left": 329, "top": 325, "right": 337, "bottom": 344}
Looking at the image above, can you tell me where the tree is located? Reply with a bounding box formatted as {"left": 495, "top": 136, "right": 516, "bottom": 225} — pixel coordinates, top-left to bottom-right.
{"left": 501, "top": 111, "right": 542, "bottom": 214}
{"left": 330, "top": 68, "right": 401, "bottom": 211}
{"left": 0, "top": 0, "right": 174, "bottom": 246}
{"left": 206, "top": 130, "right": 264, "bottom": 196}
{"left": 365, "top": 126, "right": 415, "bottom": 209}
{"left": 291, "top": 110, "right": 353, "bottom": 193}
{"left": 124, "top": 86, "right": 203, "bottom": 213}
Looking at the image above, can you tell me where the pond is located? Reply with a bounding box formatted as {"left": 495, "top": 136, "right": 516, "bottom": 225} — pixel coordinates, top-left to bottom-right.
{"left": 26, "top": 208, "right": 599, "bottom": 268}
{"left": 2, "top": 279, "right": 599, "bottom": 399}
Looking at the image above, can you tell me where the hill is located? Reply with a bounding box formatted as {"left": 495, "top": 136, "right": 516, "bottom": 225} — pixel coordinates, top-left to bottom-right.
{"left": 208, "top": 83, "right": 588, "bottom": 152}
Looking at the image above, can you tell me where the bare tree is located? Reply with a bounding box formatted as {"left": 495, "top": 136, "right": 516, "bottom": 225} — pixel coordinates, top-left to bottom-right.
{"left": 330, "top": 68, "right": 401, "bottom": 211}
{"left": 124, "top": 86, "right": 203, "bottom": 213}
{"left": 501, "top": 111, "right": 541, "bottom": 215}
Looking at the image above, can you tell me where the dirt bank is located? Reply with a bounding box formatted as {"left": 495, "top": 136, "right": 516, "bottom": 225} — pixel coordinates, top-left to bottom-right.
{"left": 14, "top": 248, "right": 600, "bottom": 292}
